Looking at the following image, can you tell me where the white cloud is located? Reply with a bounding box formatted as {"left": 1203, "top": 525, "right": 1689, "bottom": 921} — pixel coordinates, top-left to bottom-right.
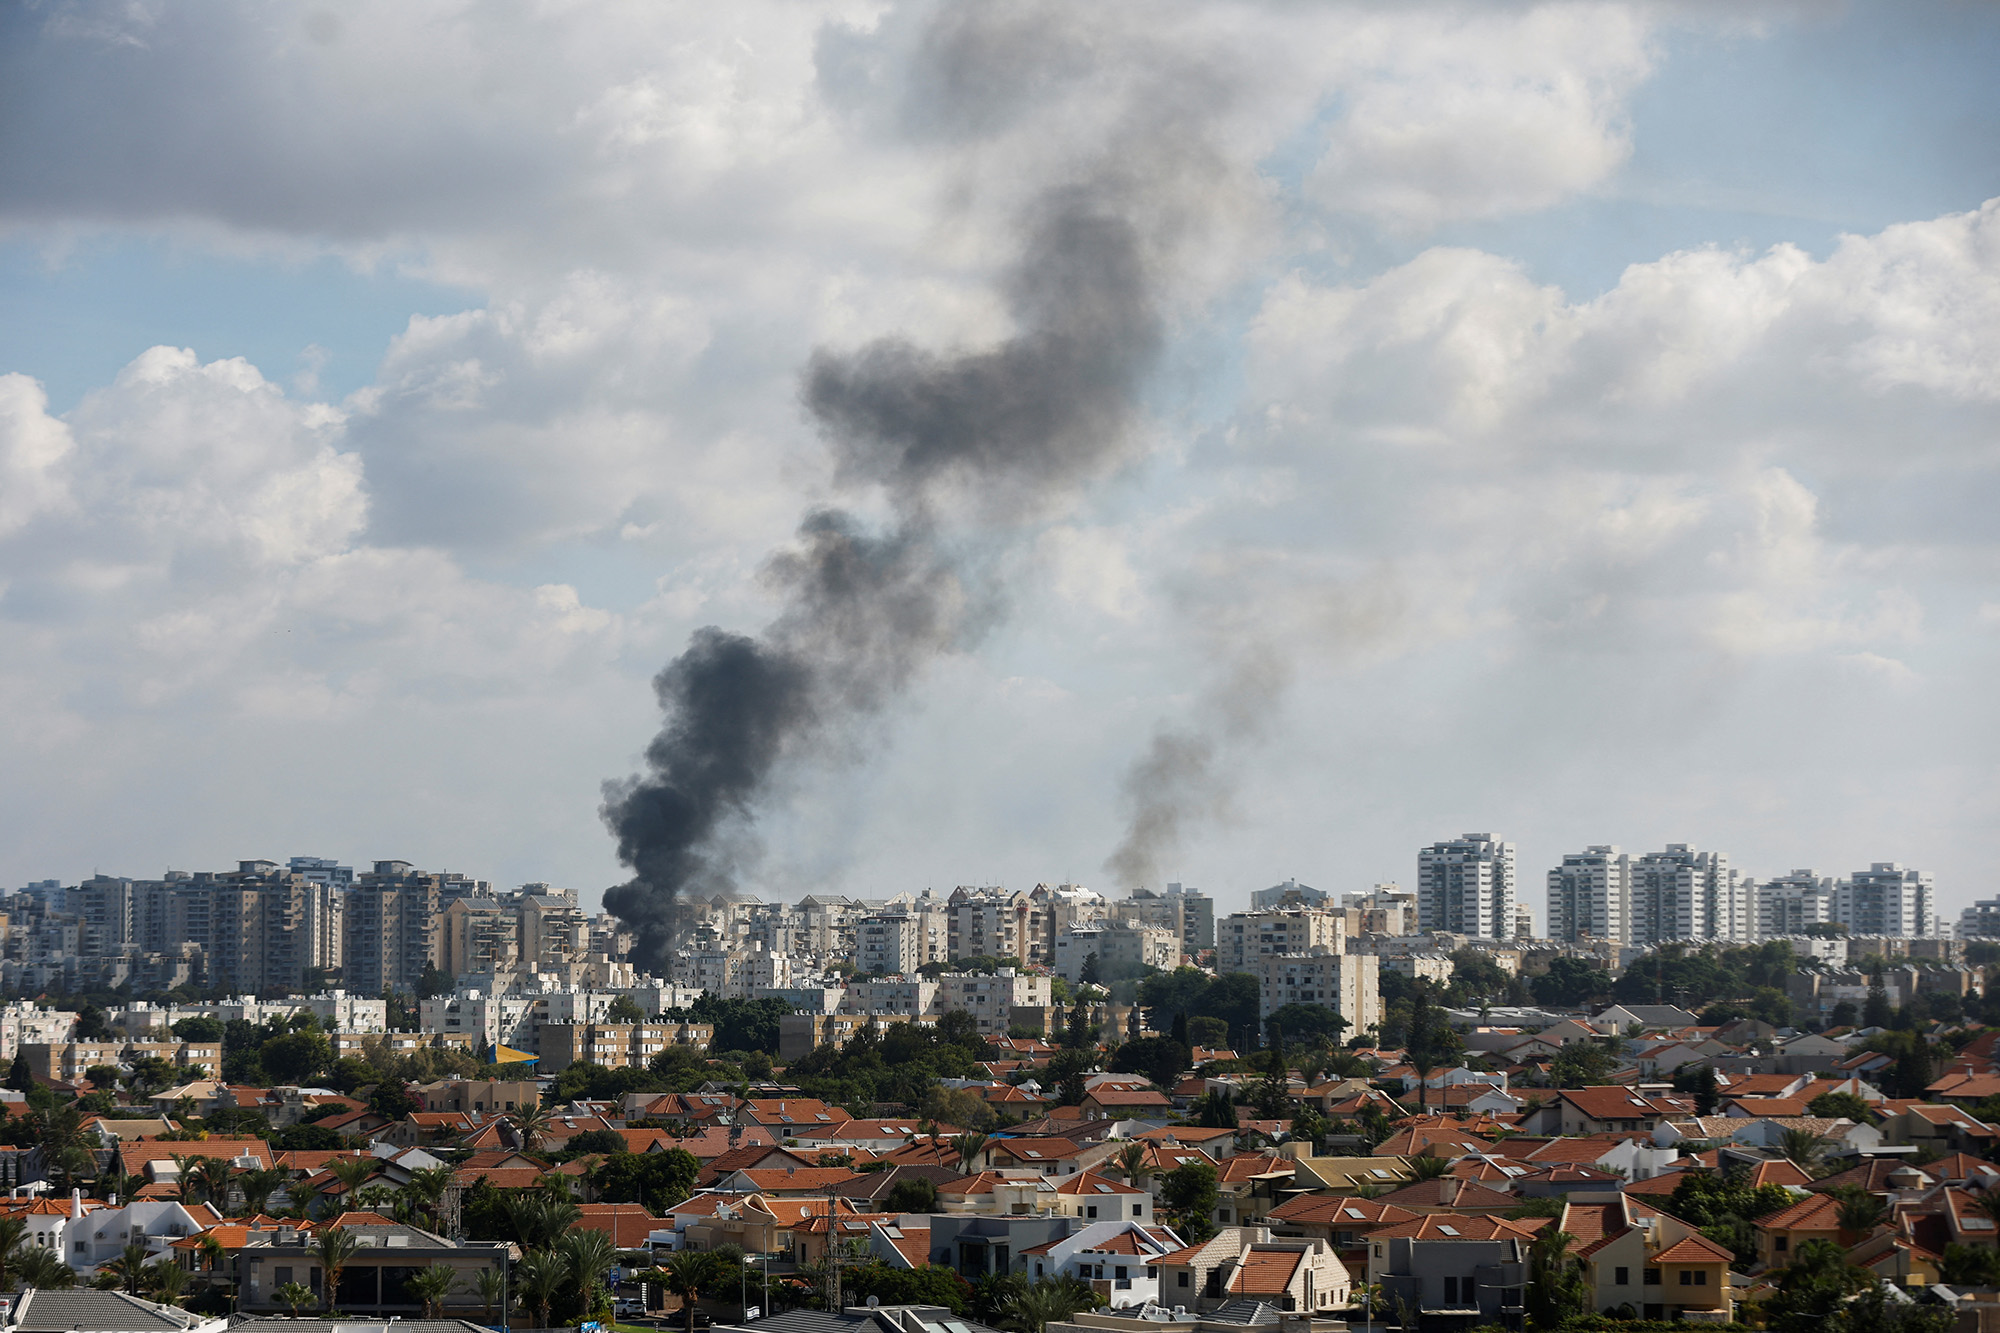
{"left": 1305, "top": 5, "right": 1654, "bottom": 229}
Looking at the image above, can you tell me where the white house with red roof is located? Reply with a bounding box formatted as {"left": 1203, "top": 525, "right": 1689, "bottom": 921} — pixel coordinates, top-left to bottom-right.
{"left": 1054, "top": 1171, "right": 1153, "bottom": 1224}
{"left": 1021, "top": 1220, "right": 1184, "bottom": 1307}
{"left": 1154, "top": 1226, "right": 1351, "bottom": 1314}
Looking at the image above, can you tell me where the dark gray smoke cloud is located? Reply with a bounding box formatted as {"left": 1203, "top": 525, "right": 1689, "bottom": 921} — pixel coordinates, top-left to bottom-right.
{"left": 602, "top": 183, "right": 1173, "bottom": 969}
{"left": 1105, "top": 652, "right": 1289, "bottom": 891}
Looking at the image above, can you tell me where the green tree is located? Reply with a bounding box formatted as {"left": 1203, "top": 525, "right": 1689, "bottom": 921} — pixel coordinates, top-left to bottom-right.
{"left": 368, "top": 1078, "right": 421, "bottom": 1119}
{"left": 1531, "top": 957, "right": 1609, "bottom": 1007}
{"left": 104, "top": 1243, "right": 151, "bottom": 1295}
{"left": 1263, "top": 1003, "right": 1349, "bottom": 1047}
{"left": 1525, "top": 1230, "right": 1590, "bottom": 1328}
{"left": 1159, "top": 1162, "right": 1218, "bottom": 1242}
{"left": 1406, "top": 1151, "right": 1451, "bottom": 1182}
{"left": 1863, "top": 986, "right": 1894, "bottom": 1030}
{"left": 514, "top": 1248, "right": 571, "bottom": 1329}
{"left": 1762, "top": 1239, "right": 1873, "bottom": 1333}
{"left": 885, "top": 1176, "right": 941, "bottom": 1212}
{"left": 660, "top": 1250, "right": 718, "bottom": 1333}
{"left": 1188, "top": 1016, "right": 1229, "bottom": 1050}
{"left": 171, "top": 1016, "right": 226, "bottom": 1043}
{"left": 11, "top": 1246, "right": 74, "bottom": 1291}
{"left": 275, "top": 1282, "right": 317, "bottom": 1316}
{"left": 606, "top": 995, "right": 647, "bottom": 1025}
{"left": 313, "top": 1225, "right": 362, "bottom": 1313}
{"left": 1046, "top": 1049, "right": 1090, "bottom": 1107}
{"left": 1192, "top": 1089, "right": 1237, "bottom": 1129}
{"left": 556, "top": 1228, "right": 618, "bottom": 1322}
{"left": 1108, "top": 1036, "right": 1191, "bottom": 1090}
{"left": 4, "top": 1053, "right": 30, "bottom": 1094}
{"left": 1672, "top": 1063, "right": 1720, "bottom": 1114}
{"left": 590, "top": 1148, "right": 700, "bottom": 1210}
{"left": 260, "top": 1030, "right": 332, "bottom": 1085}
{"left": 997, "top": 1275, "right": 1101, "bottom": 1333}
{"left": 1807, "top": 1091, "right": 1877, "bottom": 1124}
{"left": 1550, "top": 1041, "right": 1620, "bottom": 1087}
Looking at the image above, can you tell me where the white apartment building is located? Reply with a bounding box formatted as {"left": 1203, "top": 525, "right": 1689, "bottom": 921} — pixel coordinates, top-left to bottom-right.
{"left": 1218, "top": 909, "right": 1347, "bottom": 975}
{"left": 1962, "top": 896, "right": 2000, "bottom": 939}
{"left": 1837, "top": 863, "right": 1937, "bottom": 937}
{"left": 1051, "top": 923, "right": 1182, "bottom": 982}
{"left": 857, "top": 914, "right": 921, "bottom": 976}
{"left": 1343, "top": 885, "right": 1417, "bottom": 937}
{"left": 0, "top": 1003, "right": 77, "bottom": 1062}
{"left": 419, "top": 989, "right": 541, "bottom": 1051}
{"left": 1379, "top": 953, "right": 1454, "bottom": 985}
{"left": 1628, "top": 845, "right": 1752, "bottom": 945}
{"left": 1257, "top": 950, "right": 1383, "bottom": 1033}
{"left": 1548, "top": 847, "right": 1632, "bottom": 944}
{"left": 1417, "top": 834, "right": 1518, "bottom": 939}
{"left": 946, "top": 887, "right": 1046, "bottom": 964}
{"left": 1252, "top": 879, "right": 1331, "bottom": 910}
{"left": 1758, "top": 871, "right": 1836, "bottom": 938}
{"left": 934, "top": 969, "right": 1050, "bottom": 1036}
{"left": 839, "top": 979, "right": 938, "bottom": 1016}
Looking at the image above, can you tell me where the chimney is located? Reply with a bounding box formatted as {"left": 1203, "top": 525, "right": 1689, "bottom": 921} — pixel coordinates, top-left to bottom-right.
{"left": 70, "top": 1189, "right": 81, "bottom": 1220}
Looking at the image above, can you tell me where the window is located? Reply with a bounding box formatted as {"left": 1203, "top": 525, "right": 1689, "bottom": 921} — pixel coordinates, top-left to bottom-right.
{"left": 1035, "top": 1264, "right": 1044, "bottom": 1277}
{"left": 1615, "top": 1268, "right": 1629, "bottom": 1285}
{"left": 276, "top": 1268, "right": 293, "bottom": 1285}
{"left": 1086, "top": 1207, "right": 1098, "bottom": 1219}
{"left": 1133, "top": 1204, "right": 1143, "bottom": 1218}
{"left": 1680, "top": 1271, "right": 1692, "bottom": 1287}
{"left": 1442, "top": 1277, "right": 1459, "bottom": 1303}
{"left": 1116, "top": 1267, "right": 1128, "bottom": 1281}
{"left": 1695, "top": 1272, "right": 1707, "bottom": 1286}
{"left": 1644, "top": 1269, "right": 1660, "bottom": 1286}
{"left": 1775, "top": 1236, "right": 1789, "bottom": 1252}
{"left": 1178, "top": 1273, "right": 1190, "bottom": 1288}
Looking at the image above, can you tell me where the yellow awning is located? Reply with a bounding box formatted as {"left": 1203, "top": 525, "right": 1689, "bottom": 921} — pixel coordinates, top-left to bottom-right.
{"left": 493, "top": 1045, "right": 539, "bottom": 1063}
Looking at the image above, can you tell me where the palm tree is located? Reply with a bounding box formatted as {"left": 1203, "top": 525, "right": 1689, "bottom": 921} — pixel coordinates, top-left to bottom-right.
{"left": 326, "top": 1154, "right": 381, "bottom": 1199}
{"left": 276, "top": 1281, "right": 317, "bottom": 1316}
{"left": 504, "top": 1193, "right": 581, "bottom": 1252}
{"left": 510, "top": 1103, "right": 553, "bottom": 1153}
{"left": 557, "top": 1229, "right": 619, "bottom": 1323}
{"left": 12, "top": 1246, "right": 75, "bottom": 1291}
{"left": 513, "top": 1249, "right": 571, "bottom": 1330}
{"left": 1113, "top": 1141, "right": 1152, "bottom": 1190}
{"left": 285, "top": 1178, "right": 326, "bottom": 1222}
{"left": 474, "top": 1267, "right": 508, "bottom": 1325}
{"left": 1779, "top": 1128, "right": 1829, "bottom": 1172}
{"left": 1836, "top": 1191, "right": 1888, "bottom": 1239}
{"left": 999, "top": 1276, "right": 1100, "bottom": 1333}
{"left": 401, "top": 1164, "right": 458, "bottom": 1229}
{"left": 96, "top": 1171, "right": 147, "bottom": 1205}
{"left": 193, "top": 1158, "right": 234, "bottom": 1211}
{"left": 195, "top": 1234, "right": 227, "bottom": 1278}
{"left": 104, "top": 1243, "right": 152, "bottom": 1295}
{"left": 34, "top": 1105, "right": 94, "bottom": 1195}
{"left": 169, "top": 1153, "right": 209, "bottom": 1206}
{"left": 660, "top": 1251, "right": 717, "bottom": 1333}
{"left": 236, "top": 1167, "right": 291, "bottom": 1218}
{"left": 1406, "top": 1150, "right": 1451, "bottom": 1182}
{"left": 952, "top": 1132, "right": 989, "bottom": 1175}
{"left": 313, "top": 1225, "right": 362, "bottom": 1313}
{"left": 404, "top": 1263, "right": 460, "bottom": 1318}
{"left": 143, "top": 1259, "right": 188, "bottom": 1307}
{"left": 0, "top": 1217, "right": 26, "bottom": 1291}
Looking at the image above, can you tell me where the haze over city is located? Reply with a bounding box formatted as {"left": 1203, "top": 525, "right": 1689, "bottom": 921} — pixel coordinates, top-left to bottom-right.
{"left": 3, "top": 2, "right": 1998, "bottom": 927}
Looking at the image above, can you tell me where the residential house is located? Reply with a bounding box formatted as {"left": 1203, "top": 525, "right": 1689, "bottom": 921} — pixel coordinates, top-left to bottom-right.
{"left": 1364, "top": 1215, "right": 1538, "bottom": 1327}
{"left": 235, "top": 1214, "right": 505, "bottom": 1316}
{"left": 1754, "top": 1192, "right": 1843, "bottom": 1269}
{"left": 1564, "top": 1195, "right": 1733, "bottom": 1321}
{"left": 1021, "top": 1220, "right": 1184, "bottom": 1308}
{"left": 1154, "top": 1227, "right": 1351, "bottom": 1314}
{"left": 1054, "top": 1173, "right": 1153, "bottom": 1224}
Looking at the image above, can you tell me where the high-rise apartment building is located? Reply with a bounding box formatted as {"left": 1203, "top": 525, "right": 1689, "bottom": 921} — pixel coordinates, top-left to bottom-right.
{"left": 1110, "top": 883, "right": 1215, "bottom": 955}
{"left": 1629, "top": 845, "right": 1751, "bottom": 944}
{"left": 1417, "top": 834, "right": 1517, "bottom": 938}
{"left": 1757, "top": 871, "right": 1836, "bottom": 937}
{"left": 1962, "top": 895, "right": 2000, "bottom": 939}
{"left": 344, "top": 861, "right": 456, "bottom": 996}
{"left": 1218, "top": 909, "right": 1348, "bottom": 974}
{"left": 1836, "top": 863, "right": 1936, "bottom": 938}
{"left": 1547, "top": 847, "right": 1632, "bottom": 943}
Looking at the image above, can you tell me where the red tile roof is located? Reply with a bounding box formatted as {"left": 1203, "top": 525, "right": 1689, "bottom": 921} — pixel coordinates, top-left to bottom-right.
{"left": 1230, "top": 1248, "right": 1302, "bottom": 1296}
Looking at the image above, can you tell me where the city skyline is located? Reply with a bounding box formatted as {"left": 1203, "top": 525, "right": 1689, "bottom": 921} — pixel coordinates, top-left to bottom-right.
{"left": 2, "top": 4, "right": 1997, "bottom": 931}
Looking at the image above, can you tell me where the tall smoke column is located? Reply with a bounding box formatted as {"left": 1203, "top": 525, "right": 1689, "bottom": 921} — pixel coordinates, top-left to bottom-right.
{"left": 1105, "top": 652, "right": 1289, "bottom": 892}
{"left": 603, "top": 181, "right": 1178, "bottom": 971}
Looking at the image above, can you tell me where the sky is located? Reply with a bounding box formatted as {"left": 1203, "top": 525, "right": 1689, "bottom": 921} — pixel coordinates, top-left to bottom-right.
{"left": 2, "top": 0, "right": 1998, "bottom": 928}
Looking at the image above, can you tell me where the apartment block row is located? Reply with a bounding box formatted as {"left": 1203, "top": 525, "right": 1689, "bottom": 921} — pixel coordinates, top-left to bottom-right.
{"left": 6, "top": 857, "right": 629, "bottom": 997}
{"left": 1548, "top": 846, "right": 1937, "bottom": 945}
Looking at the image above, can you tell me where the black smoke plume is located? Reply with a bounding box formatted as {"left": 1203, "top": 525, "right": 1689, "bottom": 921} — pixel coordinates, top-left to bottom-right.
{"left": 602, "top": 186, "right": 1169, "bottom": 971}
